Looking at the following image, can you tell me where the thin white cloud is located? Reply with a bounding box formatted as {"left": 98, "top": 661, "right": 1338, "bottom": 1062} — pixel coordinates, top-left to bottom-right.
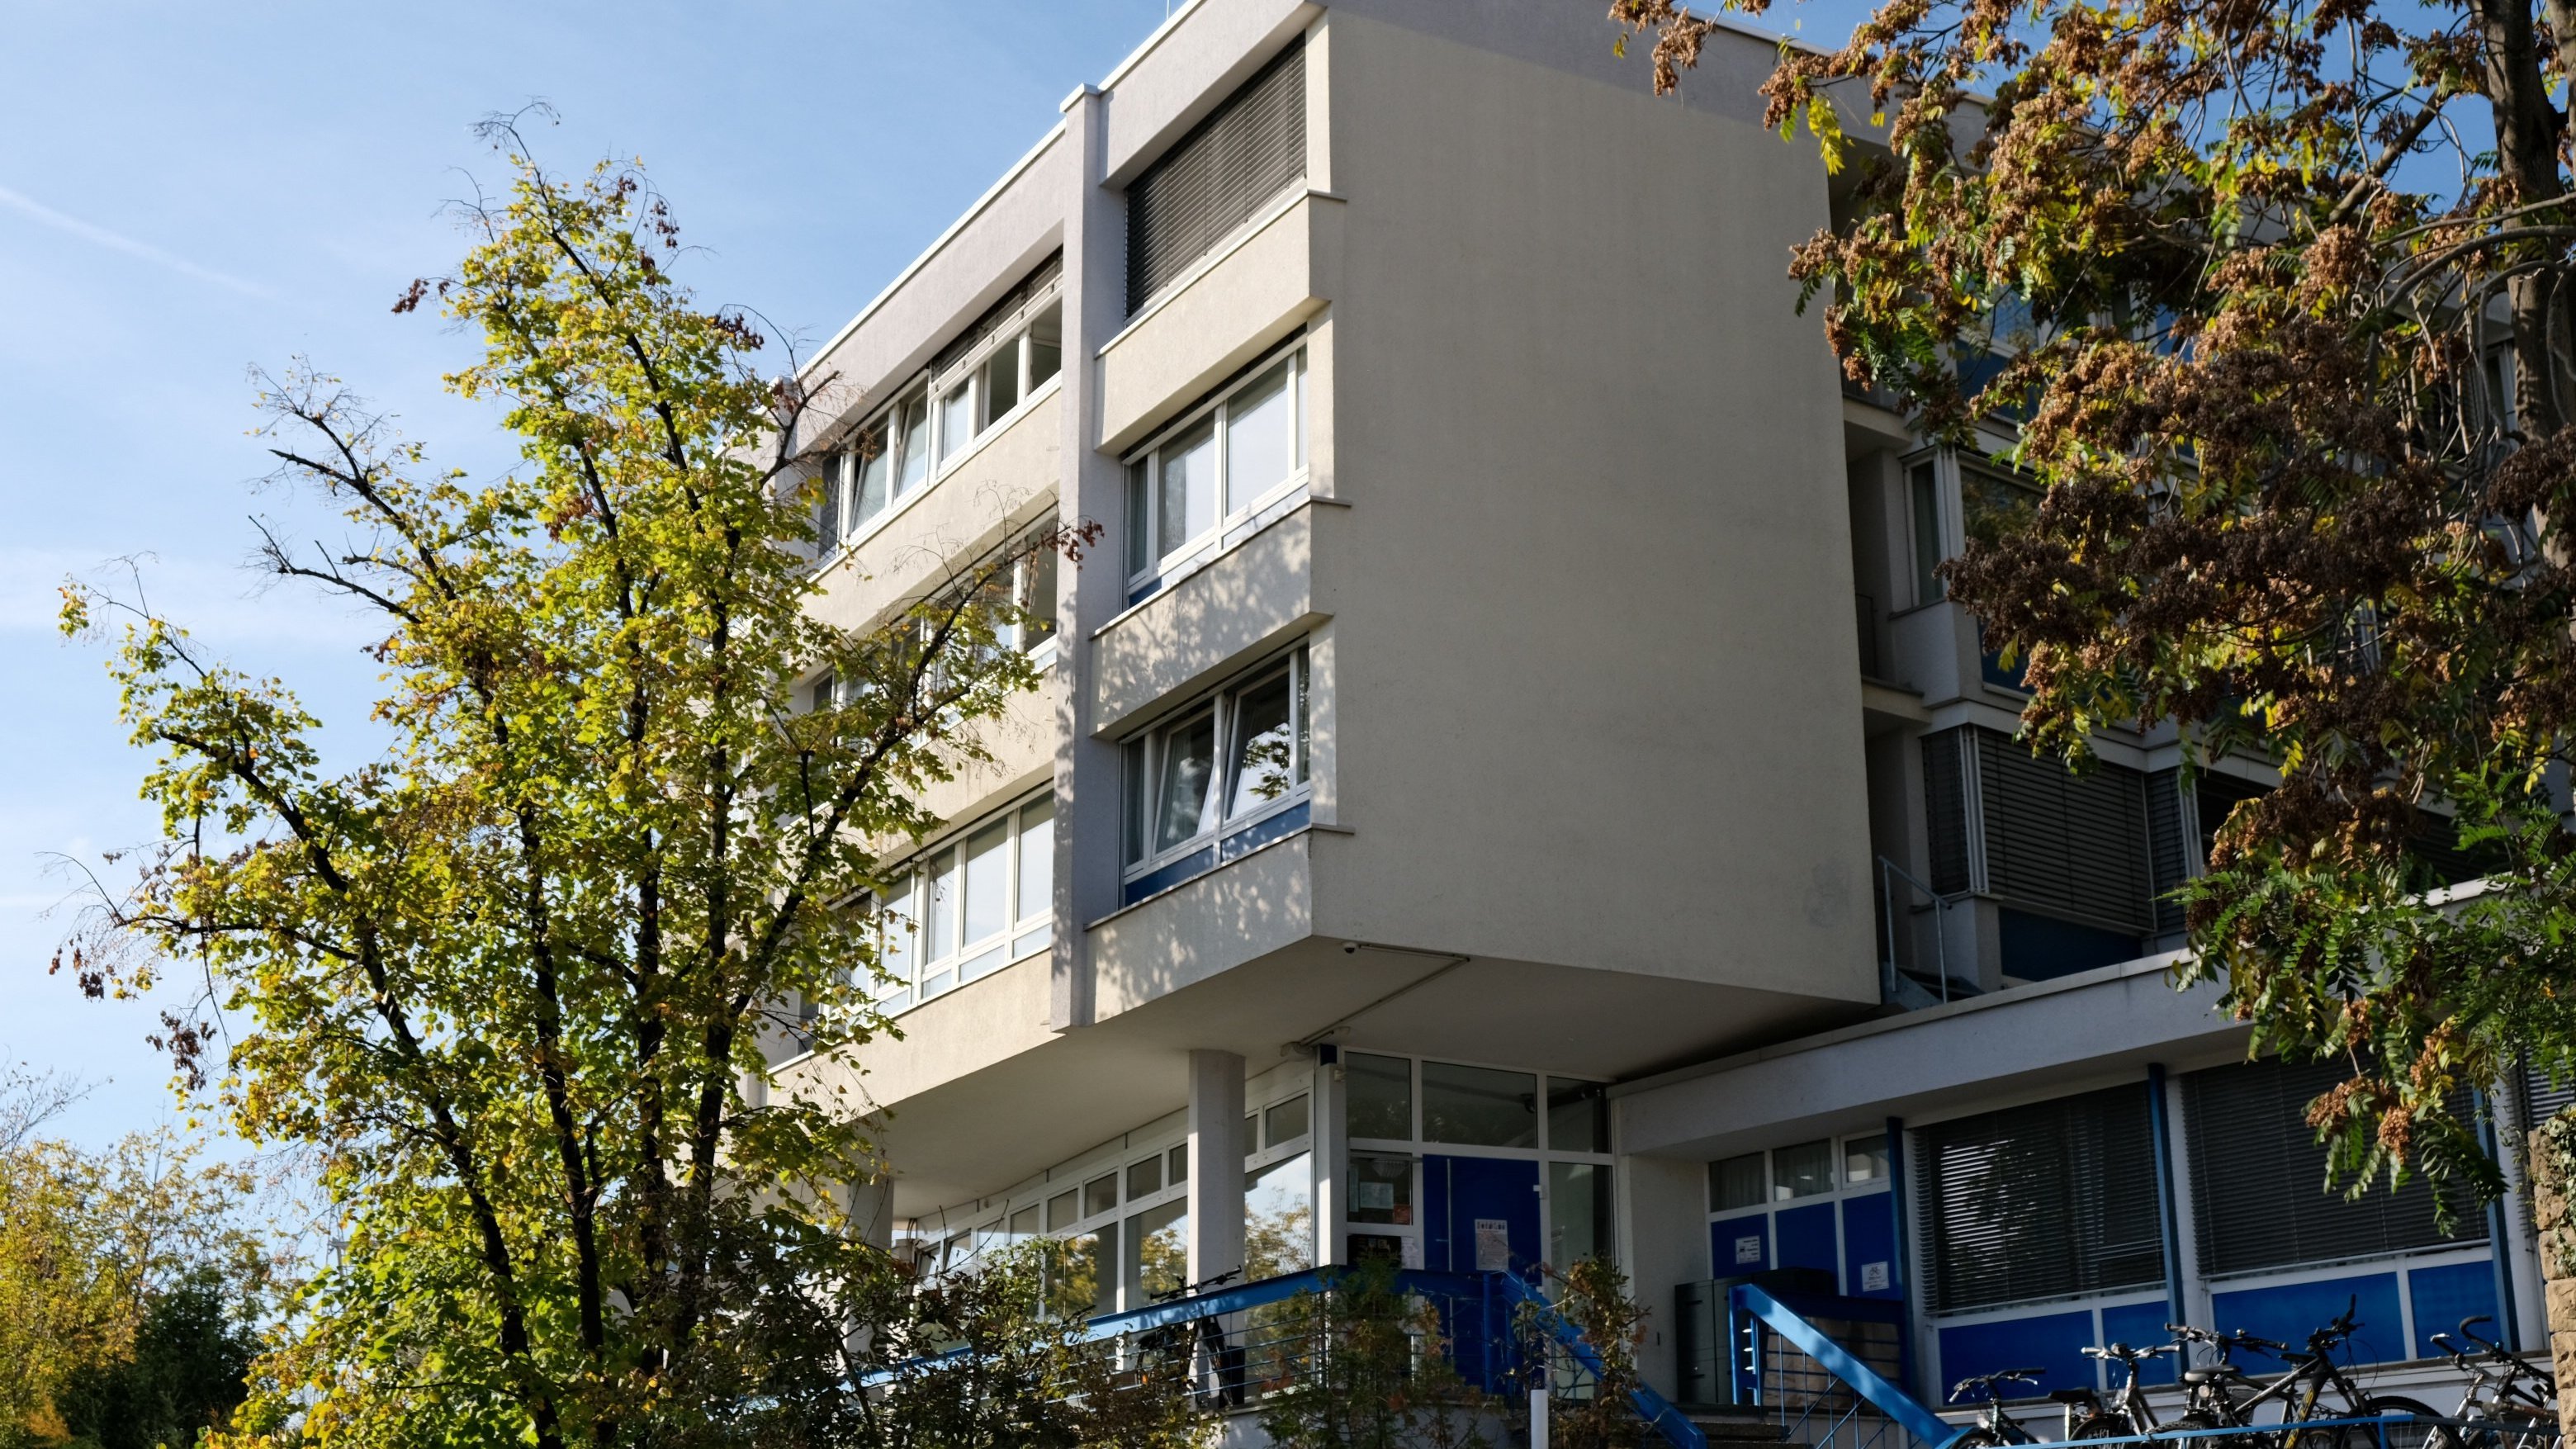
{"left": 0, "top": 182, "right": 272, "bottom": 299}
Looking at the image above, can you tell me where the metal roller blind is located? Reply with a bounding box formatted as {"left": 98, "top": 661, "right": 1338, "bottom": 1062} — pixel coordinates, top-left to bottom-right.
{"left": 1125, "top": 36, "right": 1306, "bottom": 314}
{"left": 2525, "top": 1063, "right": 2576, "bottom": 1131}
{"left": 1976, "top": 730, "right": 2152, "bottom": 934}
{"left": 2193, "top": 772, "right": 2269, "bottom": 869}
{"left": 2184, "top": 1056, "right": 2483, "bottom": 1278}
{"left": 1917, "top": 1084, "right": 2164, "bottom": 1313}
{"left": 1924, "top": 728, "right": 1972, "bottom": 895}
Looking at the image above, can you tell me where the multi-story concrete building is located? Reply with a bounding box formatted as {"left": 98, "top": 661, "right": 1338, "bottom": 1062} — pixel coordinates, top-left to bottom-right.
{"left": 778, "top": 0, "right": 2544, "bottom": 1415}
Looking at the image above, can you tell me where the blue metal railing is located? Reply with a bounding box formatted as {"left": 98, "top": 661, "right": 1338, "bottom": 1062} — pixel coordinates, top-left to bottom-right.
{"left": 858, "top": 1265, "right": 1707, "bottom": 1447}
{"left": 1731, "top": 1283, "right": 1958, "bottom": 1448}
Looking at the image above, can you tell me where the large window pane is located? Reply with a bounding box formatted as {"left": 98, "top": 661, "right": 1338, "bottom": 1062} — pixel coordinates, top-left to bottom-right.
{"left": 1345, "top": 1053, "right": 1411, "bottom": 1140}
{"left": 1422, "top": 1061, "right": 1538, "bottom": 1148}
{"left": 1018, "top": 547, "right": 1058, "bottom": 648}
{"left": 1349, "top": 1153, "right": 1413, "bottom": 1227}
{"left": 1125, "top": 1199, "right": 1188, "bottom": 1305}
{"left": 1773, "top": 1139, "right": 1835, "bottom": 1199}
{"left": 1844, "top": 1133, "right": 1890, "bottom": 1186}
{"left": 939, "top": 381, "right": 974, "bottom": 461}
{"left": 1962, "top": 468, "right": 2041, "bottom": 550}
{"left": 962, "top": 822, "right": 1008, "bottom": 947}
{"left": 1224, "top": 358, "right": 1295, "bottom": 512}
{"left": 1016, "top": 798, "right": 1054, "bottom": 924}
{"left": 895, "top": 393, "right": 930, "bottom": 492}
{"left": 1083, "top": 1173, "right": 1118, "bottom": 1219}
{"left": 1548, "top": 1079, "right": 1607, "bottom": 1154}
{"left": 1125, "top": 460, "right": 1152, "bottom": 576}
{"left": 1246, "top": 1152, "right": 1315, "bottom": 1280}
{"left": 877, "top": 876, "right": 916, "bottom": 1002}
{"left": 1708, "top": 1152, "right": 1764, "bottom": 1212}
{"left": 924, "top": 850, "right": 957, "bottom": 961}
{"left": 1265, "top": 1094, "right": 1310, "bottom": 1145}
{"left": 856, "top": 430, "right": 892, "bottom": 523}
{"left": 1226, "top": 670, "right": 1297, "bottom": 818}
{"left": 816, "top": 457, "right": 844, "bottom": 552}
{"left": 1152, "top": 711, "right": 1218, "bottom": 852}
{"left": 1128, "top": 1154, "right": 1162, "bottom": 1199}
{"left": 1547, "top": 1161, "right": 1613, "bottom": 1274}
{"left": 1028, "top": 305, "right": 1062, "bottom": 388}
{"left": 1909, "top": 462, "right": 1943, "bottom": 605}
{"left": 1155, "top": 416, "right": 1217, "bottom": 558}
{"left": 1046, "top": 1229, "right": 1109, "bottom": 1321}
{"left": 983, "top": 338, "right": 1021, "bottom": 422}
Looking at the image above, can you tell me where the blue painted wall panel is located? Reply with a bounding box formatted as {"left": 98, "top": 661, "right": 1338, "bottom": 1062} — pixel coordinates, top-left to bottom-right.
{"left": 1778, "top": 1201, "right": 1840, "bottom": 1282}
{"left": 2211, "top": 1271, "right": 2407, "bottom": 1366}
{"left": 2098, "top": 1301, "right": 2178, "bottom": 1386}
{"left": 1712, "top": 1212, "right": 1770, "bottom": 1275}
{"left": 1936, "top": 1309, "right": 2096, "bottom": 1401}
{"left": 1841, "top": 1191, "right": 1901, "bottom": 1300}
{"left": 2407, "top": 1261, "right": 2498, "bottom": 1360}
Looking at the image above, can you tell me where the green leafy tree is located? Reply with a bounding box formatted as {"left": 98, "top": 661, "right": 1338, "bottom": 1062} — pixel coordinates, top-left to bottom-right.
{"left": 1612, "top": 0, "right": 2576, "bottom": 1200}
{"left": 54, "top": 1268, "right": 263, "bottom": 1449}
{"left": 0, "top": 1091, "right": 267, "bottom": 1448}
{"left": 57, "top": 116, "right": 1094, "bottom": 1449}
{"left": 1521, "top": 1257, "right": 1650, "bottom": 1449}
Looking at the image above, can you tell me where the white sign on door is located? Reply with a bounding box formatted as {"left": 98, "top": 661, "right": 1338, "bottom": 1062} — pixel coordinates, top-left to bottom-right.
{"left": 1734, "top": 1234, "right": 1764, "bottom": 1265}
{"left": 1400, "top": 1234, "right": 1424, "bottom": 1269}
{"left": 1474, "top": 1217, "right": 1512, "bottom": 1272}
{"left": 1860, "top": 1261, "right": 1891, "bottom": 1291}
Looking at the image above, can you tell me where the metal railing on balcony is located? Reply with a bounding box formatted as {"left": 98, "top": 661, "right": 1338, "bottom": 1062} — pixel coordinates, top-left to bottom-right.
{"left": 1877, "top": 856, "right": 1973, "bottom": 1006}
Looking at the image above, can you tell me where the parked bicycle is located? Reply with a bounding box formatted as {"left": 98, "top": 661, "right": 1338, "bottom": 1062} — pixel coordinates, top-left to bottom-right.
{"left": 2169, "top": 1300, "right": 2441, "bottom": 1449}
{"left": 1950, "top": 1366, "right": 2048, "bottom": 1447}
{"left": 2427, "top": 1315, "right": 2557, "bottom": 1449}
{"left": 2060, "top": 1341, "right": 2187, "bottom": 1440}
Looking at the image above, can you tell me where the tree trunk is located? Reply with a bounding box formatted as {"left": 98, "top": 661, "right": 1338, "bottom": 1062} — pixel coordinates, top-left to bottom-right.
{"left": 2526, "top": 1127, "right": 2576, "bottom": 1449}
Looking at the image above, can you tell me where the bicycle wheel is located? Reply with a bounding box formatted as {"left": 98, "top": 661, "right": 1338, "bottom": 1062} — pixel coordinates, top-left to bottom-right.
{"left": 2075, "top": 1415, "right": 2140, "bottom": 1441}
{"left": 2171, "top": 1407, "right": 2265, "bottom": 1449}
{"left": 1953, "top": 1430, "right": 2034, "bottom": 1448}
{"left": 2361, "top": 1395, "right": 2446, "bottom": 1449}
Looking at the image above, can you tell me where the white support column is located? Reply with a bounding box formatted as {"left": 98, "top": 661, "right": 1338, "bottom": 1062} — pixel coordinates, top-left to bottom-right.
{"left": 1189, "top": 1048, "right": 1248, "bottom": 1286}
{"left": 1314, "top": 1052, "right": 1344, "bottom": 1267}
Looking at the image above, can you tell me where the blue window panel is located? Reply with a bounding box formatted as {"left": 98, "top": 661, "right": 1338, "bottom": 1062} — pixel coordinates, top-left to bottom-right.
{"left": 1996, "top": 907, "right": 2142, "bottom": 982}
{"left": 1936, "top": 1309, "right": 2095, "bottom": 1402}
{"left": 1712, "top": 1213, "right": 1770, "bottom": 1275}
{"left": 1840, "top": 1191, "right": 1901, "bottom": 1300}
{"left": 1119, "top": 802, "right": 1310, "bottom": 907}
{"left": 1778, "top": 1201, "right": 1840, "bottom": 1282}
{"left": 2099, "top": 1301, "right": 2178, "bottom": 1385}
{"left": 2211, "top": 1271, "right": 2406, "bottom": 1366}
{"left": 2407, "top": 1260, "right": 2497, "bottom": 1360}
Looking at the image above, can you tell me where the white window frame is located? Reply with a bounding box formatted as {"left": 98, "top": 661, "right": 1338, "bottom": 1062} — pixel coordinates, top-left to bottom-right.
{"left": 1122, "top": 341, "right": 1309, "bottom": 599}
{"left": 813, "top": 278, "right": 1064, "bottom": 559}
{"left": 1121, "top": 645, "right": 1311, "bottom": 881}
{"left": 869, "top": 788, "right": 1056, "bottom": 1014}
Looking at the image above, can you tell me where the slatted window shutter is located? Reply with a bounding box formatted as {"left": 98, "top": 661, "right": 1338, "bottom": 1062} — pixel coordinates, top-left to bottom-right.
{"left": 1917, "top": 1084, "right": 2163, "bottom": 1313}
{"left": 1125, "top": 37, "right": 1306, "bottom": 314}
{"left": 1924, "top": 729, "right": 1972, "bottom": 895}
{"left": 2524, "top": 1062, "right": 2576, "bottom": 1130}
{"left": 1976, "top": 729, "right": 2152, "bottom": 934}
{"left": 2145, "top": 767, "right": 2190, "bottom": 938}
{"left": 2184, "top": 1057, "right": 2483, "bottom": 1278}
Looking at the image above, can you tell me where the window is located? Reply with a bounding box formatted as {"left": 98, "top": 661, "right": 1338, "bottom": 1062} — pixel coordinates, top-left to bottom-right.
{"left": 1548, "top": 1162, "right": 1613, "bottom": 1273}
{"left": 1422, "top": 1062, "right": 1538, "bottom": 1148}
{"left": 1247, "top": 1153, "right": 1315, "bottom": 1279}
{"left": 1548, "top": 1079, "right": 1608, "bottom": 1154}
{"left": 1125, "top": 1199, "right": 1188, "bottom": 1304}
{"left": 868, "top": 790, "right": 1056, "bottom": 1012}
{"left": 1709, "top": 1153, "right": 1766, "bottom": 1213}
{"left": 1125, "top": 35, "right": 1306, "bottom": 312}
{"left": 807, "top": 268, "right": 1062, "bottom": 555}
{"left": 1128, "top": 1155, "right": 1162, "bottom": 1200}
{"left": 1265, "top": 1094, "right": 1310, "bottom": 1146}
{"left": 1121, "top": 647, "right": 1311, "bottom": 878}
{"left": 1918, "top": 1084, "right": 2162, "bottom": 1313}
{"left": 1909, "top": 461, "right": 1944, "bottom": 605}
{"left": 2185, "top": 1057, "right": 2481, "bottom": 1278}
{"left": 1346, "top": 1054, "right": 1412, "bottom": 1140}
{"left": 1773, "top": 1139, "right": 1835, "bottom": 1200}
{"left": 1123, "top": 346, "right": 1309, "bottom": 599}
{"left": 1844, "top": 1133, "right": 1890, "bottom": 1186}
{"left": 1349, "top": 1153, "right": 1413, "bottom": 1226}
{"left": 1961, "top": 466, "right": 2042, "bottom": 552}
{"left": 1083, "top": 1173, "right": 1118, "bottom": 1219}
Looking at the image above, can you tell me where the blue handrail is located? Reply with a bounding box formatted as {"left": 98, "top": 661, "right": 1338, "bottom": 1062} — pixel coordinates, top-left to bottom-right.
{"left": 1731, "top": 1283, "right": 1961, "bottom": 1448}
{"left": 1491, "top": 1271, "right": 1709, "bottom": 1449}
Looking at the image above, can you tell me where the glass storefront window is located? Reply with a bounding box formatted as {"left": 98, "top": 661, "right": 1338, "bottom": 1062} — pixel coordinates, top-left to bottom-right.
{"left": 1548, "top": 1078, "right": 1607, "bottom": 1153}
{"left": 1245, "top": 1153, "right": 1315, "bottom": 1280}
{"left": 1422, "top": 1061, "right": 1538, "bottom": 1148}
{"left": 1124, "top": 1200, "right": 1188, "bottom": 1305}
{"left": 1844, "top": 1132, "right": 1890, "bottom": 1186}
{"left": 1709, "top": 1152, "right": 1765, "bottom": 1212}
{"left": 1548, "top": 1161, "right": 1613, "bottom": 1274}
{"left": 1346, "top": 1053, "right": 1412, "bottom": 1140}
{"left": 1773, "top": 1139, "right": 1836, "bottom": 1200}
{"left": 1349, "top": 1153, "right": 1413, "bottom": 1226}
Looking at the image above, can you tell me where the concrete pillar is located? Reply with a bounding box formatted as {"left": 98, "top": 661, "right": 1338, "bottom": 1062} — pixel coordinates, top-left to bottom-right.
{"left": 1189, "top": 1049, "right": 1248, "bottom": 1286}
{"left": 2526, "top": 1128, "right": 2576, "bottom": 1449}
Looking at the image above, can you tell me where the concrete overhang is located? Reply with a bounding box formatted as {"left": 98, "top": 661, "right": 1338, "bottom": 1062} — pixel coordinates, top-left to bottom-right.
{"left": 1612, "top": 953, "right": 2249, "bottom": 1161}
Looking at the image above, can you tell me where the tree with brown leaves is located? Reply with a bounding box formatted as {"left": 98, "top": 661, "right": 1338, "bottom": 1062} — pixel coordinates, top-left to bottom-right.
{"left": 1614, "top": 0, "right": 2576, "bottom": 1203}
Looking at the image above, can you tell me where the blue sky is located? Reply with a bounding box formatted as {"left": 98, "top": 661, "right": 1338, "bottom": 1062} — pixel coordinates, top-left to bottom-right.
{"left": 0, "top": 0, "right": 1195, "bottom": 1148}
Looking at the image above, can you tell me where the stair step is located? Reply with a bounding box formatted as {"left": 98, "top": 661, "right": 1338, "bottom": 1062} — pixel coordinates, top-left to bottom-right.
{"left": 1682, "top": 1410, "right": 1788, "bottom": 1443}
